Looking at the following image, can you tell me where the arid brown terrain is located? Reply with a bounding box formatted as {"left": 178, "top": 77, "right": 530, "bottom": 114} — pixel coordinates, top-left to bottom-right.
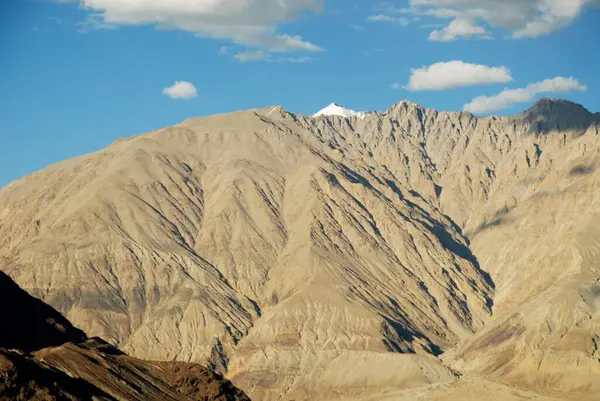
{"left": 1, "top": 98, "right": 599, "bottom": 400}
{"left": 0, "top": 271, "right": 250, "bottom": 400}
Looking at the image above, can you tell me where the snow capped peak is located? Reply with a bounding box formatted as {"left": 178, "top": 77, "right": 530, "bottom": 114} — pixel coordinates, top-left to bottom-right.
{"left": 313, "top": 103, "right": 367, "bottom": 119}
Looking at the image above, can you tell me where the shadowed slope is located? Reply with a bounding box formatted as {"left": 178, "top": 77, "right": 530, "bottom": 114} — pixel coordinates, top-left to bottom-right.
{"left": 0, "top": 270, "right": 250, "bottom": 401}
{"left": 0, "top": 270, "right": 86, "bottom": 351}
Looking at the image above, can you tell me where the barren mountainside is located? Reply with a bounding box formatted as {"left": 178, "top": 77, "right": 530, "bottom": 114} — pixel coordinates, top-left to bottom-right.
{"left": 0, "top": 270, "right": 250, "bottom": 400}
{"left": 1, "top": 98, "right": 599, "bottom": 400}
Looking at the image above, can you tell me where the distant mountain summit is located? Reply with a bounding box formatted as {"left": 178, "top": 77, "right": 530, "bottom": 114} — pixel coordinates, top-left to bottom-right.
{"left": 520, "top": 97, "right": 594, "bottom": 133}
{"left": 313, "top": 102, "right": 368, "bottom": 118}
{"left": 525, "top": 97, "right": 592, "bottom": 117}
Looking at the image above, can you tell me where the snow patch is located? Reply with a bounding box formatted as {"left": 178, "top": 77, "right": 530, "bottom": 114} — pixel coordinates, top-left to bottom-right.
{"left": 313, "top": 103, "right": 368, "bottom": 119}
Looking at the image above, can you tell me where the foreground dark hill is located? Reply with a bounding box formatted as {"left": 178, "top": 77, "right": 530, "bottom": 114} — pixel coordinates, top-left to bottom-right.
{"left": 0, "top": 271, "right": 250, "bottom": 401}
{"left": 1, "top": 98, "right": 599, "bottom": 400}
{"left": 0, "top": 270, "right": 86, "bottom": 352}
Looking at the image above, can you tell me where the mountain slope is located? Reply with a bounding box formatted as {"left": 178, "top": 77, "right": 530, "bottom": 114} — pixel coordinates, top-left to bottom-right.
{"left": 0, "top": 271, "right": 250, "bottom": 401}
{"left": 1, "top": 99, "right": 599, "bottom": 400}
{"left": 0, "top": 270, "right": 86, "bottom": 352}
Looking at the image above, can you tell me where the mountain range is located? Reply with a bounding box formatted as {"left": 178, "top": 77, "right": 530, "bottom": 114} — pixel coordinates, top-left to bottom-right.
{"left": 1, "top": 98, "right": 599, "bottom": 400}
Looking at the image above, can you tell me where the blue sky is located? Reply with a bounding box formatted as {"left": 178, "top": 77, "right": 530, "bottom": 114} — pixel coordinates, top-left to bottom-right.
{"left": 1, "top": 0, "right": 599, "bottom": 187}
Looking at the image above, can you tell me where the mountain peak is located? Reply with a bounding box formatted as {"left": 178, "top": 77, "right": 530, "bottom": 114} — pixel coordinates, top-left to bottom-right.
{"left": 397, "top": 99, "right": 420, "bottom": 107}
{"left": 525, "top": 97, "right": 591, "bottom": 118}
{"left": 387, "top": 99, "right": 426, "bottom": 113}
{"left": 527, "top": 97, "right": 590, "bottom": 114}
{"left": 520, "top": 97, "right": 593, "bottom": 133}
{"left": 313, "top": 103, "right": 366, "bottom": 118}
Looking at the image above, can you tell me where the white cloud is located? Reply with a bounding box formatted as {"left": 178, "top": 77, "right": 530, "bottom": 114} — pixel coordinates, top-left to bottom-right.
{"left": 406, "top": 61, "right": 513, "bottom": 91}
{"left": 219, "top": 46, "right": 229, "bottom": 56}
{"left": 429, "top": 18, "right": 490, "bottom": 41}
{"left": 367, "top": 15, "right": 410, "bottom": 26}
{"left": 400, "top": 0, "right": 598, "bottom": 40}
{"left": 234, "top": 50, "right": 269, "bottom": 63}
{"left": 464, "top": 77, "right": 588, "bottom": 114}
{"left": 162, "top": 81, "right": 198, "bottom": 99}
{"left": 69, "top": 0, "right": 324, "bottom": 52}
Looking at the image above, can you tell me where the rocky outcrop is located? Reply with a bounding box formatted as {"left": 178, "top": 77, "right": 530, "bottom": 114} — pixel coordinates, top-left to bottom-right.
{"left": 0, "top": 271, "right": 249, "bottom": 401}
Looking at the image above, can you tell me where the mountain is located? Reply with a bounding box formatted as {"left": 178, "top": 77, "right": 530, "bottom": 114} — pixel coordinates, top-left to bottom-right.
{"left": 313, "top": 102, "right": 368, "bottom": 118}
{"left": 0, "top": 98, "right": 599, "bottom": 400}
{"left": 0, "top": 270, "right": 250, "bottom": 401}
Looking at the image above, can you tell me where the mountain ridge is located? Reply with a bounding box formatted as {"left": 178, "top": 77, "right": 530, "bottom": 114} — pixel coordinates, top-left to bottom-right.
{"left": 1, "top": 97, "right": 596, "bottom": 191}
{"left": 1, "top": 97, "right": 600, "bottom": 400}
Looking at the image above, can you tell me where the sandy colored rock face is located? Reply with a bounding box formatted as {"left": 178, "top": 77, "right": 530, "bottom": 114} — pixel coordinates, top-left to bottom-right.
{"left": 1, "top": 98, "right": 599, "bottom": 400}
